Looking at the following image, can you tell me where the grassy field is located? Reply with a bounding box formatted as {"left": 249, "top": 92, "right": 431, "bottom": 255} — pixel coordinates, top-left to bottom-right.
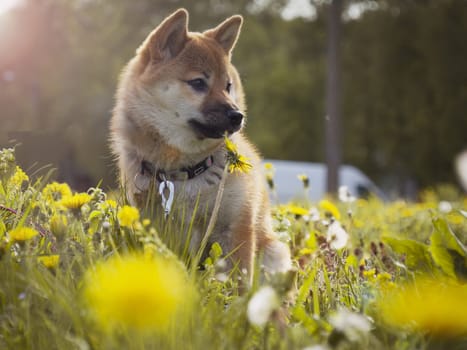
{"left": 1, "top": 147, "right": 466, "bottom": 350}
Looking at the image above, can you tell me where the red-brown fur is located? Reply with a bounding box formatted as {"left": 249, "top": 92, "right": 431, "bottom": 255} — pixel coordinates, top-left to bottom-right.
{"left": 110, "top": 9, "right": 291, "bottom": 283}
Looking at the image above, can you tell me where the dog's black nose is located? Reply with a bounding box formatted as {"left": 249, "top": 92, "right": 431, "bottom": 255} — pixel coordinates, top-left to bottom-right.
{"left": 227, "top": 110, "right": 244, "bottom": 127}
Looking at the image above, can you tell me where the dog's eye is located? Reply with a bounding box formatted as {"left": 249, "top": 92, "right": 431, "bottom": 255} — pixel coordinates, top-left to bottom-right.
{"left": 226, "top": 82, "right": 232, "bottom": 93}
{"left": 187, "top": 78, "right": 208, "bottom": 93}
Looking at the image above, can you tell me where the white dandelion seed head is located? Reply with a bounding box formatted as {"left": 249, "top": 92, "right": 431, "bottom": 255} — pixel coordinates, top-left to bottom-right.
{"left": 247, "top": 286, "right": 280, "bottom": 327}
{"left": 329, "top": 308, "right": 372, "bottom": 342}
{"left": 339, "top": 186, "right": 356, "bottom": 203}
{"left": 326, "top": 221, "right": 349, "bottom": 250}
{"left": 215, "top": 258, "right": 227, "bottom": 270}
{"left": 438, "top": 201, "right": 452, "bottom": 213}
{"left": 214, "top": 273, "right": 229, "bottom": 283}
{"left": 309, "top": 207, "right": 321, "bottom": 222}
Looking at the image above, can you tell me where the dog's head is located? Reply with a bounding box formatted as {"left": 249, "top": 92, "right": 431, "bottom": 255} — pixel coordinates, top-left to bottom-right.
{"left": 125, "top": 9, "right": 245, "bottom": 153}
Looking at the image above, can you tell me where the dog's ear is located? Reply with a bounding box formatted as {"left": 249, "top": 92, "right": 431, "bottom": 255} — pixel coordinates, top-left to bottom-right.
{"left": 204, "top": 15, "right": 243, "bottom": 55}
{"left": 138, "top": 8, "right": 189, "bottom": 63}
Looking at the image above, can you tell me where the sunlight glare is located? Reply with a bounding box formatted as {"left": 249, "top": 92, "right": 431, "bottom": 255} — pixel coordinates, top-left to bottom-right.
{"left": 0, "top": 0, "right": 22, "bottom": 15}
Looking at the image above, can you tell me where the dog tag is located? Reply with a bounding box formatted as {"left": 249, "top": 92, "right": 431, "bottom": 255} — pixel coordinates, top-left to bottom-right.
{"left": 158, "top": 180, "right": 174, "bottom": 219}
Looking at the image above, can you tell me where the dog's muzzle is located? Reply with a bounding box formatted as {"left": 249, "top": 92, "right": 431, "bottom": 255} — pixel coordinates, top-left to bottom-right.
{"left": 189, "top": 107, "right": 244, "bottom": 139}
{"left": 227, "top": 110, "right": 244, "bottom": 128}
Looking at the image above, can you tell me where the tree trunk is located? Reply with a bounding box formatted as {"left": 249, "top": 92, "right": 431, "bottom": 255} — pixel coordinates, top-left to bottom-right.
{"left": 325, "top": 0, "right": 342, "bottom": 195}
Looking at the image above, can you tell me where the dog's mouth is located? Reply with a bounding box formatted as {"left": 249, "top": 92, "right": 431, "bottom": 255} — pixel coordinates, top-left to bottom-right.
{"left": 188, "top": 119, "right": 241, "bottom": 139}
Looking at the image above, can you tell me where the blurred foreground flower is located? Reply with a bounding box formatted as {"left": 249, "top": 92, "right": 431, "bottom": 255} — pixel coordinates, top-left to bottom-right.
{"left": 338, "top": 186, "right": 356, "bottom": 203}
{"left": 9, "top": 227, "right": 39, "bottom": 242}
{"left": 117, "top": 205, "right": 140, "bottom": 228}
{"left": 247, "top": 286, "right": 280, "bottom": 327}
{"left": 82, "top": 254, "right": 193, "bottom": 332}
{"left": 297, "top": 174, "right": 310, "bottom": 189}
{"left": 9, "top": 166, "right": 29, "bottom": 187}
{"left": 319, "top": 199, "right": 341, "bottom": 220}
{"left": 224, "top": 136, "right": 252, "bottom": 173}
{"left": 38, "top": 255, "right": 60, "bottom": 268}
{"left": 60, "top": 193, "right": 91, "bottom": 210}
{"left": 329, "top": 308, "right": 372, "bottom": 341}
{"left": 288, "top": 204, "right": 309, "bottom": 217}
{"left": 42, "top": 182, "right": 72, "bottom": 202}
{"left": 49, "top": 214, "right": 68, "bottom": 237}
{"left": 377, "top": 276, "right": 467, "bottom": 337}
{"left": 326, "top": 221, "right": 349, "bottom": 250}
{"left": 264, "top": 163, "right": 275, "bottom": 190}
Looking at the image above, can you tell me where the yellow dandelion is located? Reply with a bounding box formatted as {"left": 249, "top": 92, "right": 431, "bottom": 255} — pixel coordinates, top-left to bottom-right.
{"left": 297, "top": 174, "right": 309, "bottom": 189}
{"left": 8, "top": 166, "right": 29, "bottom": 187}
{"left": 117, "top": 205, "right": 140, "bottom": 228}
{"left": 42, "top": 182, "right": 72, "bottom": 202}
{"left": 264, "top": 163, "right": 275, "bottom": 189}
{"left": 9, "top": 227, "right": 39, "bottom": 242}
{"left": 49, "top": 214, "right": 68, "bottom": 237}
{"left": 353, "top": 219, "right": 365, "bottom": 228}
{"left": 363, "top": 268, "right": 377, "bottom": 282}
{"left": 37, "top": 255, "right": 60, "bottom": 268}
{"left": 376, "top": 272, "right": 392, "bottom": 283}
{"left": 98, "top": 199, "right": 117, "bottom": 211}
{"left": 288, "top": 204, "right": 309, "bottom": 217}
{"left": 60, "top": 193, "right": 91, "bottom": 210}
{"left": 377, "top": 276, "right": 467, "bottom": 337}
{"left": 224, "top": 135, "right": 238, "bottom": 154}
{"left": 229, "top": 154, "right": 252, "bottom": 173}
{"left": 265, "top": 173, "right": 275, "bottom": 190}
{"left": 82, "top": 254, "right": 194, "bottom": 332}
{"left": 319, "top": 199, "right": 341, "bottom": 220}
{"left": 299, "top": 247, "right": 315, "bottom": 256}
{"left": 224, "top": 136, "right": 252, "bottom": 174}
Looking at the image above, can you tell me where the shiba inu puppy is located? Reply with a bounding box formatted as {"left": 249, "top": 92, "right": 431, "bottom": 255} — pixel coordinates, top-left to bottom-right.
{"left": 110, "top": 8, "right": 291, "bottom": 282}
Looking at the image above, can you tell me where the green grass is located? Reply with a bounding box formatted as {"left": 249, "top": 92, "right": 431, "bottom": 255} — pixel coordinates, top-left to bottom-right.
{"left": 1, "top": 147, "right": 467, "bottom": 350}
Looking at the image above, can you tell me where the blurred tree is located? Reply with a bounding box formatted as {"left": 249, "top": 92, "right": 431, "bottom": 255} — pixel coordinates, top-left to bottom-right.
{"left": 341, "top": 0, "right": 467, "bottom": 195}
{"left": 325, "top": 0, "right": 343, "bottom": 195}
{"left": 0, "top": 0, "right": 466, "bottom": 196}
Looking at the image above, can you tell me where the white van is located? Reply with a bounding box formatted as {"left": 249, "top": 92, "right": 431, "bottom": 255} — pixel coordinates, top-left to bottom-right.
{"left": 263, "top": 159, "right": 385, "bottom": 203}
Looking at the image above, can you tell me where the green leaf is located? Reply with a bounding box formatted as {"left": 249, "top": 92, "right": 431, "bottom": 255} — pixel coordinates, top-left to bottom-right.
{"left": 305, "top": 231, "right": 318, "bottom": 253}
{"left": 297, "top": 267, "right": 315, "bottom": 304}
{"left": 0, "top": 219, "right": 5, "bottom": 237}
{"left": 209, "top": 242, "right": 223, "bottom": 261}
{"left": 291, "top": 306, "right": 318, "bottom": 334}
{"left": 345, "top": 254, "right": 358, "bottom": 272}
{"left": 382, "top": 236, "right": 433, "bottom": 271}
{"left": 432, "top": 217, "right": 467, "bottom": 256}
{"left": 430, "top": 217, "right": 467, "bottom": 279}
{"left": 88, "top": 210, "right": 103, "bottom": 222}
